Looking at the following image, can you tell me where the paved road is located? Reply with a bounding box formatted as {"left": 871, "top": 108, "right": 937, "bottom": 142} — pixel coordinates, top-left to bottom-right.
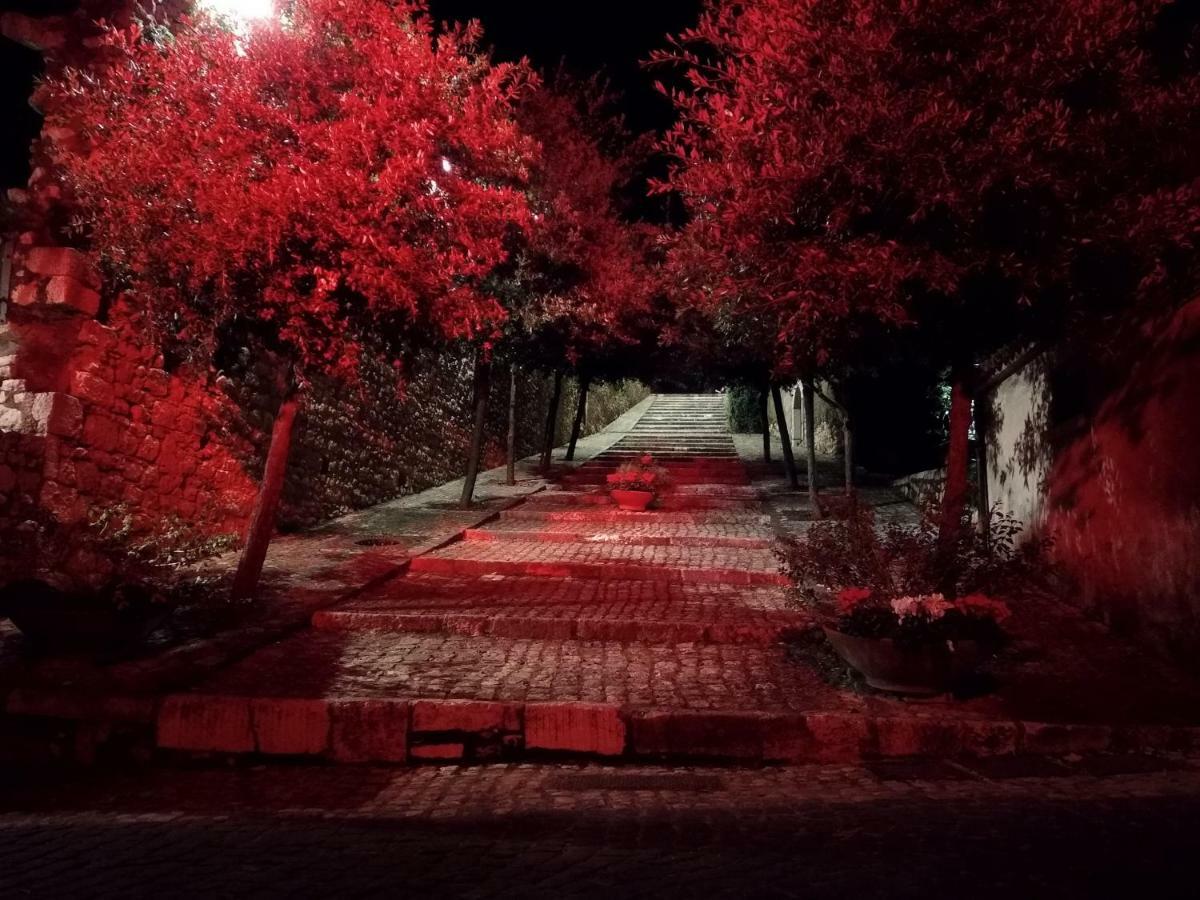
{"left": 2, "top": 759, "right": 1198, "bottom": 898}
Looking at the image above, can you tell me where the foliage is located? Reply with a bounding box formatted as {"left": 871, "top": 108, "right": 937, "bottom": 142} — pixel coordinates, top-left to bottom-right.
{"left": 502, "top": 78, "right": 655, "bottom": 377}
{"left": 654, "top": 0, "right": 1200, "bottom": 379}
{"left": 46, "top": 0, "right": 537, "bottom": 385}
{"left": 3, "top": 505, "right": 238, "bottom": 605}
{"left": 775, "top": 501, "right": 1050, "bottom": 643}
{"left": 606, "top": 453, "right": 668, "bottom": 494}
{"left": 726, "top": 384, "right": 762, "bottom": 433}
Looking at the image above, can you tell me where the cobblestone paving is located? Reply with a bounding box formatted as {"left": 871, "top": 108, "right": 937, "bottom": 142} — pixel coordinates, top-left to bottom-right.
{"left": 2, "top": 761, "right": 1198, "bottom": 898}
{"left": 180, "top": 395, "right": 1200, "bottom": 743}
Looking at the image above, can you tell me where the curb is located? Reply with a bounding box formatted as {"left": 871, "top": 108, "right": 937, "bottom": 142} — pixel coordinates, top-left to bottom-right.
{"left": 145, "top": 694, "right": 1200, "bottom": 766}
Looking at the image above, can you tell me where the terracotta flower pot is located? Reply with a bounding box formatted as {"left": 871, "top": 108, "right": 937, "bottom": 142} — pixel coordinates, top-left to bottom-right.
{"left": 822, "top": 626, "right": 994, "bottom": 695}
{"left": 610, "top": 489, "right": 654, "bottom": 512}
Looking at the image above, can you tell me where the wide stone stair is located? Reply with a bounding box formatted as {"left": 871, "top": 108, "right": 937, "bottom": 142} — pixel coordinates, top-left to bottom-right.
{"left": 153, "top": 394, "right": 1195, "bottom": 767}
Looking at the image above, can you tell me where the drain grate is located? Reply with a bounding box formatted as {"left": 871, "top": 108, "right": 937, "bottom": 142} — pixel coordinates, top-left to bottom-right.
{"left": 545, "top": 773, "right": 726, "bottom": 793}
{"left": 355, "top": 538, "right": 405, "bottom": 547}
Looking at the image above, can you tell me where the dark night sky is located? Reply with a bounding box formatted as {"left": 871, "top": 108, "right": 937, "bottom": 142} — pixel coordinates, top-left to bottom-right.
{"left": 0, "top": 0, "right": 701, "bottom": 189}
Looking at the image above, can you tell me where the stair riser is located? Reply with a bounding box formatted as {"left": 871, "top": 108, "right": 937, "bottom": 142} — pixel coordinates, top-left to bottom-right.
{"left": 462, "top": 529, "right": 771, "bottom": 549}
{"left": 312, "top": 611, "right": 800, "bottom": 645}
{"left": 409, "top": 556, "right": 788, "bottom": 586}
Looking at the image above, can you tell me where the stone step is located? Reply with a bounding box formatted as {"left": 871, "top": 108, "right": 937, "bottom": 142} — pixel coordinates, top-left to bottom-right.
{"left": 408, "top": 539, "right": 786, "bottom": 585}
{"left": 462, "top": 522, "right": 771, "bottom": 548}
{"left": 312, "top": 574, "right": 800, "bottom": 643}
{"left": 499, "top": 507, "right": 773, "bottom": 525}
{"left": 561, "top": 473, "right": 750, "bottom": 486}
{"left": 528, "top": 491, "right": 762, "bottom": 511}
{"left": 154, "top": 629, "right": 1165, "bottom": 765}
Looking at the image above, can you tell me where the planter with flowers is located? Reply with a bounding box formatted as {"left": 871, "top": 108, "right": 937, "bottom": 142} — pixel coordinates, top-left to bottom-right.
{"left": 605, "top": 453, "right": 668, "bottom": 511}
{"left": 776, "top": 501, "right": 1046, "bottom": 695}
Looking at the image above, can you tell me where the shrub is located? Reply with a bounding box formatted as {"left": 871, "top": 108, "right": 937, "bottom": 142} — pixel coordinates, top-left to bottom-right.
{"left": 726, "top": 384, "right": 762, "bottom": 432}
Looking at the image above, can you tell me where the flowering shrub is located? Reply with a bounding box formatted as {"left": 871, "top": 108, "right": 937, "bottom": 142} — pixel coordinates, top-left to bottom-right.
{"left": 777, "top": 501, "right": 1048, "bottom": 645}
{"left": 606, "top": 453, "right": 668, "bottom": 494}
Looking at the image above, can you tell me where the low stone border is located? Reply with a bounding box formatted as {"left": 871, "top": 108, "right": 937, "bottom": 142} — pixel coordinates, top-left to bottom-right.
{"left": 23, "top": 692, "right": 1185, "bottom": 767}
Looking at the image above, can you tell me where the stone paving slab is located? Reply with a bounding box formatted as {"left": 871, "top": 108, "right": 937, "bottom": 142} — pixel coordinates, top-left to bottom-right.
{"left": 464, "top": 520, "right": 772, "bottom": 548}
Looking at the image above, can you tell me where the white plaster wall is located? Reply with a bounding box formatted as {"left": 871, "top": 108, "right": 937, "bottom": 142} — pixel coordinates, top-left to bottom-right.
{"left": 985, "top": 358, "right": 1050, "bottom": 535}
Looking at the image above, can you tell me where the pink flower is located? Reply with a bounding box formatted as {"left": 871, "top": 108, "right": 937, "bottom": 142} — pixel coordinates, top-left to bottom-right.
{"left": 836, "top": 586, "right": 872, "bottom": 614}
{"left": 890, "top": 593, "right": 951, "bottom": 621}
{"left": 639, "top": 453, "right": 653, "bottom": 466}
{"left": 640, "top": 471, "right": 656, "bottom": 485}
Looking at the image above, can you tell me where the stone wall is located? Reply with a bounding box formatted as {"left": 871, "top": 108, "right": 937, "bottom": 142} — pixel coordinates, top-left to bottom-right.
{"left": 985, "top": 299, "right": 1200, "bottom": 669}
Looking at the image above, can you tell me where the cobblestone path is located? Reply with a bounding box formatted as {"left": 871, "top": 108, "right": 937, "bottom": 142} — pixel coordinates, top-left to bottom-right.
{"left": 155, "top": 395, "right": 1200, "bottom": 765}
{"left": 2, "top": 760, "right": 1198, "bottom": 898}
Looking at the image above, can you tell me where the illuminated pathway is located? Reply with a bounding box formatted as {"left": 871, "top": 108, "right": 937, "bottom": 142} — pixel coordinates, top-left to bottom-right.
{"left": 154, "top": 394, "right": 1200, "bottom": 765}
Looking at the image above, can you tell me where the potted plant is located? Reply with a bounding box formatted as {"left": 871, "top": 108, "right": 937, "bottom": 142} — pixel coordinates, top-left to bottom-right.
{"left": 775, "top": 501, "right": 1047, "bottom": 694}
{"left": 605, "top": 453, "right": 667, "bottom": 511}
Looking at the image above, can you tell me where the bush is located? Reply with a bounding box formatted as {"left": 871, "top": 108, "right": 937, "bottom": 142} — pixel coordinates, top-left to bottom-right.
{"left": 726, "top": 384, "right": 762, "bottom": 432}
{"left": 775, "top": 501, "right": 1051, "bottom": 644}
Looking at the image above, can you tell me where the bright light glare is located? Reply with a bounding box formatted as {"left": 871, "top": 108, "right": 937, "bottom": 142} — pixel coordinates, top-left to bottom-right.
{"left": 199, "top": 0, "right": 275, "bottom": 21}
{"left": 441, "top": 157, "right": 453, "bottom": 174}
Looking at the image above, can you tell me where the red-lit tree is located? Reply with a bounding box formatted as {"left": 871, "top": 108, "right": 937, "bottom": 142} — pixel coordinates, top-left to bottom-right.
{"left": 502, "top": 80, "right": 653, "bottom": 473}
{"left": 47, "top": 0, "right": 535, "bottom": 597}
{"left": 656, "top": 0, "right": 1200, "bottom": 549}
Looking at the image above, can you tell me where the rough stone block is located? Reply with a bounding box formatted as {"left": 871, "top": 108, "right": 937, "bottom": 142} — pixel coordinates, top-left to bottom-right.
{"left": 23, "top": 247, "right": 97, "bottom": 285}
{"left": 250, "top": 698, "right": 330, "bottom": 755}
{"left": 409, "top": 743, "right": 464, "bottom": 760}
{"left": 1021, "top": 722, "right": 1113, "bottom": 755}
{"left": 29, "top": 392, "right": 82, "bottom": 439}
{"left": 628, "top": 710, "right": 765, "bottom": 760}
{"left": 793, "top": 712, "right": 874, "bottom": 763}
{"left": 45, "top": 276, "right": 101, "bottom": 316}
{"left": 410, "top": 699, "right": 519, "bottom": 735}
{"left": 524, "top": 703, "right": 626, "bottom": 756}
{"left": 329, "top": 699, "right": 409, "bottom": 763}
{"left": 872, "top": 717, "right": 963, "bottom": 758}
{"left": 157, "top": 695, "right": 254, "bottom": 753}
{"left": 10, "top": 283, "right": 39, "bottom": 306}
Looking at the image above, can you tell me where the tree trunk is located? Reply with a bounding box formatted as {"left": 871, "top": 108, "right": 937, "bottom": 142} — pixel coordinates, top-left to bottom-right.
{"left": 760, "top": 386, "right": 772, "bottom": 463}
{"left": 539, "top": 370, "right": 564, "bottom": 473}
{"left": 770, "top": 384, "right": 800, "bottom": 489}
{"left": 937, "top": 371, "right": 973, "bottom": 551}
{"left": 801, "top": 379, "right": 819, "bottom": 511}
{"left": 231, "top": 389, "right": 302, "bottom": 601}
{"left": 565, "top": 376, "right": 590, "bottom": 462}
{"left": 459, "top": 357, "right": 492, "bottom": 508}
{"left": 505, "top": 365, "right": 517, "bottom": 486}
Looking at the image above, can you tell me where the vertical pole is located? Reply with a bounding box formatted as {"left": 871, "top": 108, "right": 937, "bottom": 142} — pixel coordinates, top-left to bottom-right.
{"left": 566, "top": 376, "right": 590, "bottom": 462}
{"left": 938, "top": 369, "right": 973, "bottom": 552}
{"left": 771, "top": 385, "right": 800, "bottom": 490}
{"left": 539, "top": 370, "right": 564, "bottom": 473}
{"left": 505, "top": 364, "right": 517, "bottom": 486}
{"left": 459, "top": 356, "right": 491, "bottom": 508}
{"left": 973, "top": 390, "right": 991, "bottom": 542}
{"left": 760, "top": 386, "right": 772, "bottom": 463}
{"left": 802, "top": 379, "right": 819, "bottom": 512}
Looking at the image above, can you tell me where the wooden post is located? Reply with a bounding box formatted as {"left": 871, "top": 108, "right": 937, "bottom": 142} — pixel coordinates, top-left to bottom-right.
{"left": 231, "top": 387, "right": 302, "bottom": 600}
